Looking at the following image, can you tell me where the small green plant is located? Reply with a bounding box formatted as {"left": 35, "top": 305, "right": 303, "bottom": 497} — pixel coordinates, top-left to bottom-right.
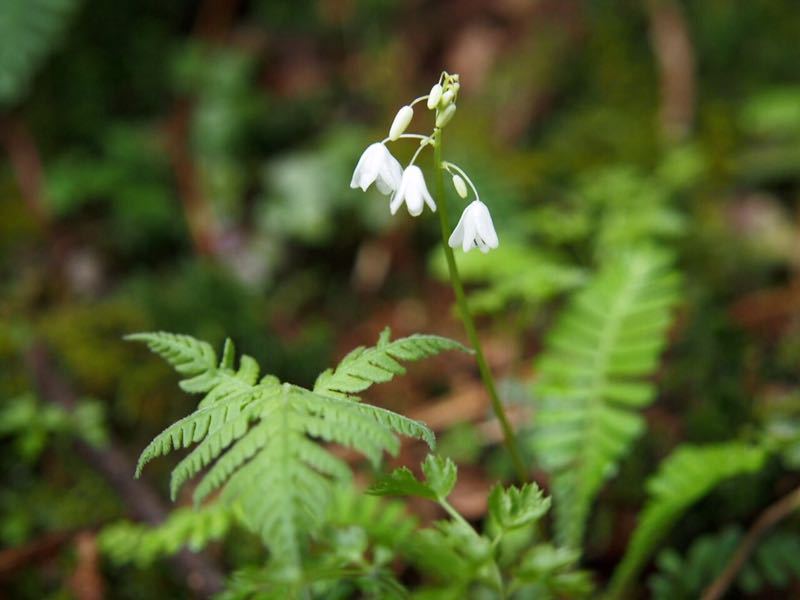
{"left": 103, "top": 73, "right": 797, "bottom": 599}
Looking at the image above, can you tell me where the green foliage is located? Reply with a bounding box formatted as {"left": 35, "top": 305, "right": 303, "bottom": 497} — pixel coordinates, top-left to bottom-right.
{"left": 45, "top": 125, "right": 181, "bottom": 253}
{"left": 100, "top": 503, "right": 233, "bottom": 567}
{"left": 650, "top": 527, "right": 800, "bottom": 599}
{"left": 0, "top": 0, "right": 81, "bottom": 105}
{"left": 440, "top": 244, "right": 587, "bottom": 314}
{"left": 130, "top": 330, "right": 465, "bottom": 567}
{"left": 488, "top": 483, "right": 551, "bottom": 532}
{"left": 368, "top": 455, "right": 457, "bottom": 501}
{"left": 0, "top": 393, "right": 107, "bottom": 460}
{"left": 530, "top": 248, "right": 680, "bottom": 548}
{"left": 314, "top": 328, "right": 469, "bottom": 402}
{"left": 576, "top": 167, "right": 687, "bottom": 259}
{"left": 214, "top": 489, "right": 418, "bottom": 599}
{"left": 607, "top": 442, "right": 767, "bottom": 598}
{"left": 371, "top": 455, "right": 592, "bottom": 599}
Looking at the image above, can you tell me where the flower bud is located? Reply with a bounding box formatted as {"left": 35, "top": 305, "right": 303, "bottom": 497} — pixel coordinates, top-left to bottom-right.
{"left": 439, "top": 89, "right": 455, "bottom": 108}
{"left": 389, "top": 105, "right": 414, "bottom": 141}
{"left": 436, "top": 103, "right": 457, "bottom": 128}
{"left": 427, "top": 84, "right": 443, "bottom": 109}
{"left": 452, "top": 174, "right": 468, "bottom": 198}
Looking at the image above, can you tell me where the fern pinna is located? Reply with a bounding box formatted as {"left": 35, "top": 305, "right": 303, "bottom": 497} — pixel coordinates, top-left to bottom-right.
{"left": 530, "top": 249, "right": 680, "bottom": 548}
{"left": 607, "top": 442, "right": 766, "bottom": 598}
{"left": 129, "top": 329, "right": 467, "bottom": 567}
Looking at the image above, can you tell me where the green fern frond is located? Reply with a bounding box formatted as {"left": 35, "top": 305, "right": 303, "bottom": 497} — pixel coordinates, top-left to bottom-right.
{"left": 0, "top": 0, "right": 82, "bottom": 106}
{"left": 530, "top": 248, "right": 680, "bottom": 548}
{"left": 130, "top": 329, "right": 465, "bottom": 567}
{"left": 607, "top": 442, "right": 766, "bottom": 599}
{"left": 99, "top": 502, "right": 233, "bottom": 567}
{"left": 314, "top": 327, "right": 469, "bottom": 401}
{"left": 650, "top": 527, "right": 800, "bottom": 599}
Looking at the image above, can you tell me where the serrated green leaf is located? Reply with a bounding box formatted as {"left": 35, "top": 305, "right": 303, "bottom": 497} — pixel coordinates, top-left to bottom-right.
{"left": 368, "top": 467, "right": 437, "bottom": 500}
{"left": 488, "top": 483, "right": 551, "bottom": 531}
{"left": 421, "top": 455, "right": 457, "bottom": 499}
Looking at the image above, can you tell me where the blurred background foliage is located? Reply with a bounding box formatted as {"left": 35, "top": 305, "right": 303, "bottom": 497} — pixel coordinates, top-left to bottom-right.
{"left": 3, "top": 0, "right": 800, "bottom": 597}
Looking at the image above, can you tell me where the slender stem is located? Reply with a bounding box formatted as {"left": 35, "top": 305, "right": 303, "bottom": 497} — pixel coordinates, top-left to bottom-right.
{"left": 439, "top": 497, "right": 506, "bottom": 597}
{"left": 407, "top": 141, "right": 429, "bottom": 167}
{"left": 439, "top": 497, "right": 474, "bottom": 532}
{"left": 381, "top": 133, "right": 430, "bottom": 144}
{"left": 433, "top": 128, "right": 527, "bottom": 483}
{"left": 410, "top": 95, "right": 429, "bottom": 108}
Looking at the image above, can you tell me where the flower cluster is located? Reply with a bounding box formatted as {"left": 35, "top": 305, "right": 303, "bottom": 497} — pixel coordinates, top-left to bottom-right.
{"left": 350, "top": 72, "right": 499, "bottom": 253}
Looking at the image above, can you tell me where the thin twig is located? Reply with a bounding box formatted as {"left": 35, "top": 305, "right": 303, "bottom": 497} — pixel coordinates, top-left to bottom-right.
{"left": 25, "top": 342, "right": 225, "bottom": 598}
{"left": 0, "top": 115, "right": 50, "bottom": 229}
{"left": 646, "top": 0, "right": 696, "bottom": 142}
{"left": 700, "top": 484, "right": 800, "bottom": 600}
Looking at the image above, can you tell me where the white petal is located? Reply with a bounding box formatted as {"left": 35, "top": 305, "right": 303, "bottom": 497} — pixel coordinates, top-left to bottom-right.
{"left": 376, "top": 151, "right": 403, "bottom": 195}
{"left": 462, "top": 215, "right": 477, "bottom": 252}
{"left": 350, "top": 144, "right": 383, "bottom": 191}
{"left": 474, "top": 202, "right": 499, "bottom": 248}
{"left": 448, "top": 208, "right": 468, "bottom": 248}
{"left": 389, "top": 178, "right": 406, "bottom": 214}
{"left": 375, "top": 178, "right": 393, "bottom": 195}
{"left": 405, "top": 188, "right": 423, "bottom": 216}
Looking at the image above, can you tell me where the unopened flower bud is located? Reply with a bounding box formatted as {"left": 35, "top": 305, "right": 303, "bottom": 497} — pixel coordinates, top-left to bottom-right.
{"left": 439, "top": 90, "right": 455, "bottom": 108}
{"left": 389, "top": 105, "right": 414, "bottom": 141}
{"left": 427, "top": 84, "right": 443, "bottom": 109}
{"left": 452, "top": 174, "right": 468, "bottom": 198}
{"left": 436, "top": 103, "right": 457, "bottom": 128}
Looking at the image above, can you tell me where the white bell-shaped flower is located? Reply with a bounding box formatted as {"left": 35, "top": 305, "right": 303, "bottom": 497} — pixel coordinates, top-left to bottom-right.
{"left": 448, "top": 200, "right": 499, "bottom": 253}
{"left": 389, "top": 165, "right": 436, "bottom": 217}
{"left": 350, "top": 143, "right": 403, "bottom": 195}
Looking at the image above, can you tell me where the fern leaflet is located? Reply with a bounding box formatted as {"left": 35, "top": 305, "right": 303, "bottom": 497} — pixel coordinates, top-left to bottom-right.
{"left": 530, "top": 248, "right": 680, "bottom": 548}
{"left": 100, "top": 503, "right": 233, "bottom": 567}
{"left": 0, "top": 0, "right": 82, "bottom": 105}
{"left": 606, "top": 442, "right": 766, "bottom": 598}
{"left": 650, "top": 527, "right": 800, "bottom": 599}
{"left": 130, "top": 329, "right": 465, "bottom": 567}
{"left": 313, "top": 327, "right": 469, "bottom": 400}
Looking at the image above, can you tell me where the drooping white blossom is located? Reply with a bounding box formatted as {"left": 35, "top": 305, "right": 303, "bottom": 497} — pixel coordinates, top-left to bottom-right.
{"left": 448, "top": 200, "right": 499, "bottom": 253}
{"left": 389, "top": 105, "right": 414, "bottom": 141}
{"left": 350, "top": 143, "right": 403, "bottom": 195}
{"left": 390, "top": 165, "right": 436, "bottom": 217}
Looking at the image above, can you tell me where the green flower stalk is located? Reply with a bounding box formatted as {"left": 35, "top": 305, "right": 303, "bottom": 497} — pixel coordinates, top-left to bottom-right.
{"left": 351, "top": 71, "right": 527, "bottom": 481}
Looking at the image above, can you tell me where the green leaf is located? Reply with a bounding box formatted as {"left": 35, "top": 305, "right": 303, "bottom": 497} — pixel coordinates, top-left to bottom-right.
{"left": 512, "top": 545, "right": 594, "bottom": 598}
{"left": 368, "top": 467, "right": 437, "bottom": 501}
{"left": 0, "top": 0, "right": 82, "bottom": 106}
{"left": 130, "top": 329, "right": 462, "bottom": 567}
{"left": 368, "top": 455, "right": 458, "bottom": 501}
{"left": 99, "top": 503, "right": 233, "bottom": 567}
{"left": 530, "top": 248, "right": 680, "bottom": 548}
{"left": 314, "top": 328, "right": 470, "bottom": 401}
{"left": 488, "top": 483, "right": 551, "bottom": 531}
{"left": 607, "top": 442, "right": 766, "bottom": 598}
{"left": 421, "top": 455, "right": 457, "bottom": 499}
